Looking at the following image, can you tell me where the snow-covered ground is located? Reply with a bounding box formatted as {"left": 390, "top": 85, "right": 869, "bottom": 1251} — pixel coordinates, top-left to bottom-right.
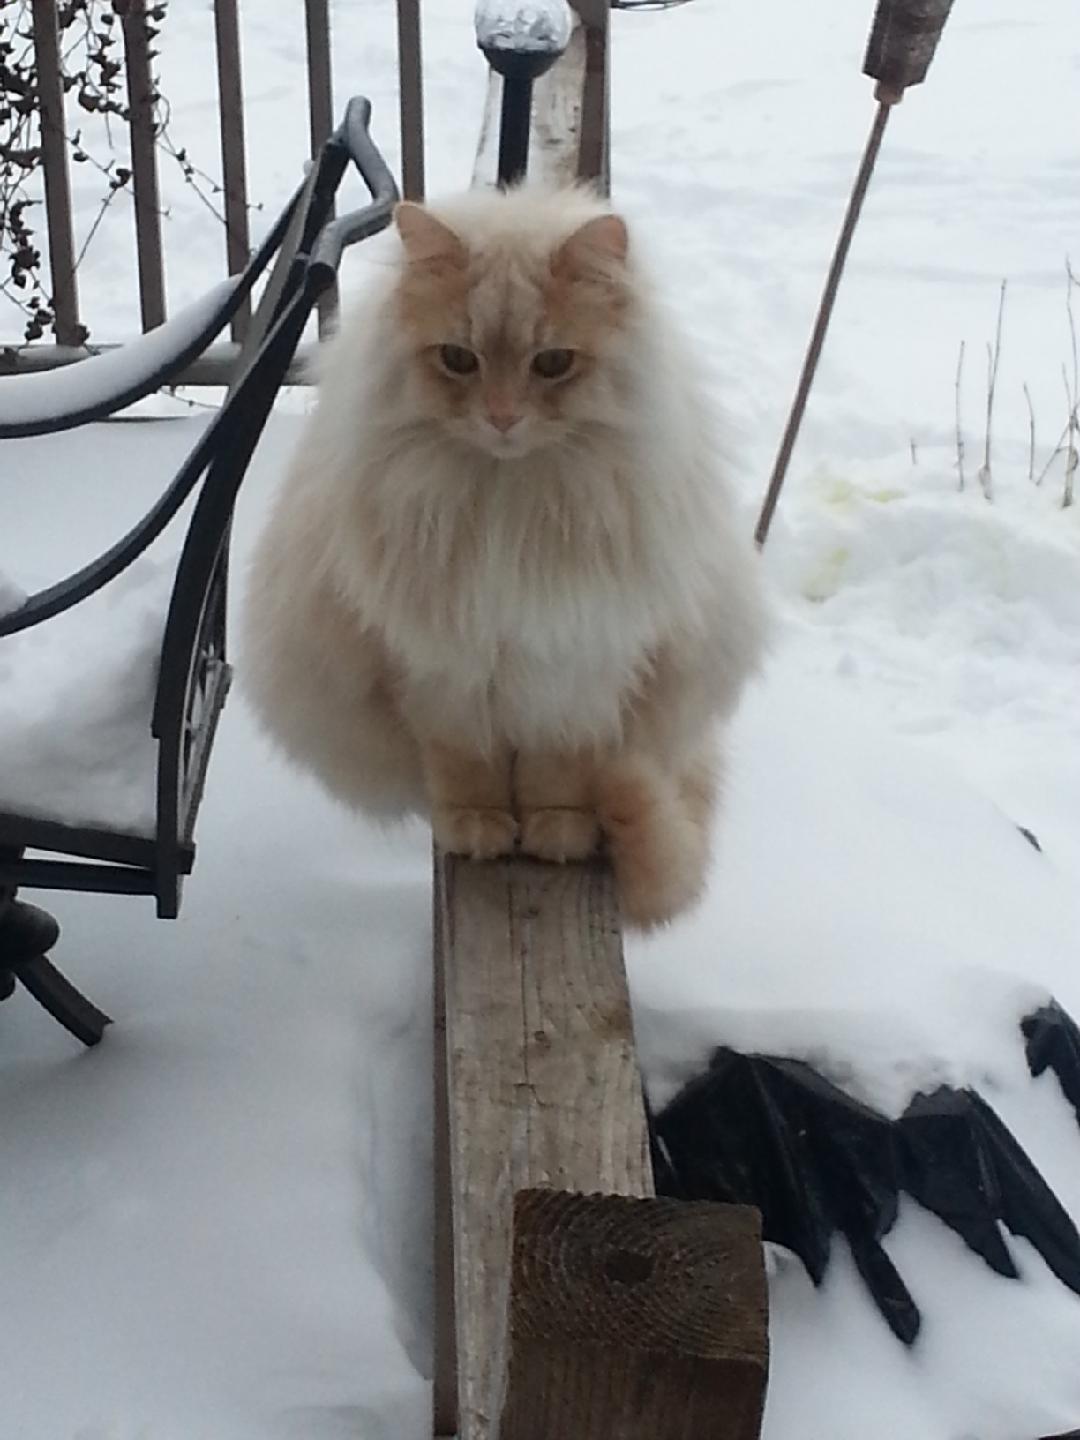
{"left": 3, "top": 1, "right": 1080, "bottom": 1436}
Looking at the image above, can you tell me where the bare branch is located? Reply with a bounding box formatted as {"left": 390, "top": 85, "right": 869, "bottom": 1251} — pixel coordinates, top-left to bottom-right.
{"left": 955, "top": 339, "right": 966, "bottom": 493}
{"left": 1066, "top": 257, "right": 1079, "bottom": 411}
{"left": 977, "top": 279, "right": 1006, "bottom": 503}
{"left": 1023, "top": 382, "right": 1036, "bottom": 484}
{"left": 1035, "top": 420, "right": 1070, "bottom": 488}
{"left": 1060, "top": 262, "right": 1080, "bottom": 508}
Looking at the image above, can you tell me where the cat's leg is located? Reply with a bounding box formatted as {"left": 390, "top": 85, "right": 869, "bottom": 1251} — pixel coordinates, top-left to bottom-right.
{"left": 516, "top": 751, "right": 602, "bottom": 863}
{"left": 594, "top": 751, "right": 712, "bottom": 928}
{"left": 243, "top": 565, "right": 427, "bottom": 817}
{"left": 422, "top": 740, "right": 518, "bottom": 860}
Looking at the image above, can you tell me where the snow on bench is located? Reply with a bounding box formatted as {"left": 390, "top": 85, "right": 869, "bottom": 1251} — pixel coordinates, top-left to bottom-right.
{"left": 0, "top": 278, "right": 240, "bottom": 438}
{"left": 0, "top": 560, "right": 170, "bottom": 836}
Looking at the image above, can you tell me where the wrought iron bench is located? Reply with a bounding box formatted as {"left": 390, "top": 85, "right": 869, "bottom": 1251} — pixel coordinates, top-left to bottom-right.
{"left": 0, "top": 96, "right": 397, "bottom": 1047}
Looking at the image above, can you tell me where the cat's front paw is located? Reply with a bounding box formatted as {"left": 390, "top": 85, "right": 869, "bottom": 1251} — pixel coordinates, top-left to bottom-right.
{"left": 519, "top": 807, "right": 601, "bottom": 864}
{"left": 433, "top": 805, "right": 519, "bottom": 860}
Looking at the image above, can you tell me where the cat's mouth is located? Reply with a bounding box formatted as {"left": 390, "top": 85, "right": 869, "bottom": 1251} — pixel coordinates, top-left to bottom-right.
{"left": 444, "top": 415, "right": 565, "bottom": 462}
{"left": 466, "top": 426, "right": 543, "bottom": 461}
{"left": 487, "top": 432, "right": 536, "bottom": 459}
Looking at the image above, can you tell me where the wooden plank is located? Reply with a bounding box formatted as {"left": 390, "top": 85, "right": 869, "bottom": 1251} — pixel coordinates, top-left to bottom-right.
{"left": 500, "top": 1189, "right": 769, "bottom": 1440}
{"left": 30, "top": 0, "right": 81, "bottom": 345}
{"left": 436, "top": 852, "right": 653, "bottom": 1440}
{"left": 433, "top": 859, "right": 458, "bottom": 1438}
{"left": 471, "top": 21, "right": 587, "bottom": 189}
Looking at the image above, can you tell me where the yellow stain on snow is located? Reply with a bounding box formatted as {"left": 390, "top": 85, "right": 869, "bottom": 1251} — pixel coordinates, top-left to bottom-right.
{"left": 802, "top": 546, "right": 850, "bottom": 603}
{"left": 815, "top": 473, "right": 906, "bottom": 508}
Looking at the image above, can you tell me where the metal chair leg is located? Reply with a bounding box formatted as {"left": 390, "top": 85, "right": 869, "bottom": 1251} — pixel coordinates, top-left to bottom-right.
{"left": 0, "top": 897, "right": 111, "bottom": 1046}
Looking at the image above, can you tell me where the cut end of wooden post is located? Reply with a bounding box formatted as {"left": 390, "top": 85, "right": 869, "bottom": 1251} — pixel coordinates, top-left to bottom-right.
{"left": 863, "top": 0, "right": 955, "bottom": 93}
{"left": 499, "top": 1189, "right": 768, "bottom": 1439}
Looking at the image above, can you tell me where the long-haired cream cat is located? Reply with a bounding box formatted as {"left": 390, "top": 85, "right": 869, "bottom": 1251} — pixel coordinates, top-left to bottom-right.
{"left": 243, "top": 186, "right": 765, "bottom": 926}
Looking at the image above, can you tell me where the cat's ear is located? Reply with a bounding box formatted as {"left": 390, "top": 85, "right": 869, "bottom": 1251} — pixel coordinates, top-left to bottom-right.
{"left": 553, "top": 213, "right": 629, "bottom": 277}
{"left": 394, "top": 202, "right": 467, "bottom": 270}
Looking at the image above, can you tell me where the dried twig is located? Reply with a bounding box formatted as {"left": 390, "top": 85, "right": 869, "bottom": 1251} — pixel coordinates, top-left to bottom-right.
{"left": 955, "top": 339, "right": 966, "bottom": 492}
{"left": 1067, "top": 259, "right": 1079, "bottom": 405}
{"left": 977, "top": 279, "right": 1006, "bottom": 502}
{"left": 1062, "top": 365, "right": 1078, "bottom": 510}
{"left": 1022, "top": 382, "right": 1036, "bottom": 483}
{"left": 1063, "top": 261, "right": 1079, "bottom": 509}
{"left": 1035, "top": 418, "right": 1070, "bottom": 488}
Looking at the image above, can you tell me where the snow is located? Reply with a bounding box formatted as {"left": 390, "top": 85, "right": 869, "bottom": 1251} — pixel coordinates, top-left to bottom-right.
{"left": 474, "top": 0, "right": 573, "bottom": 54}
{"left": 0, "top": 569, "right": 27, "bottom": 619}
{"left": 3, "top": 0, "right": 1080, "bottom": 1437}
{"left": 0, "top": 553, "right": 169, "bottom": 835}
{"left": 0, "top": 278, "right": 239, "bottom": 434}
{"left": 0, "top": 418, "right": 211, "bottom": 837}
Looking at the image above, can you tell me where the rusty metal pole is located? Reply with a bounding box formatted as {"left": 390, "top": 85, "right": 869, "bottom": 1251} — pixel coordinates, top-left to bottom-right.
{"left": 30, "top": 0, "right": 81, "bottom": 345}
{"left": 572, "top": 0, "right": 610, "bottom": 195}
{"left": 397, "top": 0, "right": 425, "bottom": 201}
{"left": 304, "top": 0, "right": 336, "bottom": 331}
{"left": 755, "top": 0, "right": 955, "bottom": 548}
{"left": 755, "top": 88, "right": 898, "bottom": 549}
{"left": 304, "top": 0, "right": 334, "bottom": 158}
{"left": 119, "top": 0, "right": 167, "bottom": 332}
{"left": 213, "top": 0, "right": 252, "bottom": 341}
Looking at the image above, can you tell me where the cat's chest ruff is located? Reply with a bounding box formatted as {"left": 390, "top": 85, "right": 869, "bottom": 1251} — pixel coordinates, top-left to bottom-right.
{"left": 349, "top": 467, "right": 674, "bottom": 675}
{"left": 392, "top": 555, "right": 661, "bottom": 676}
{"left": 350, "top": 518, "right": 665, "bottom": 749}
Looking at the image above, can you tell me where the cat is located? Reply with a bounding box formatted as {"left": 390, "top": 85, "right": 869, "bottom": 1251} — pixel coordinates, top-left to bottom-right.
{"left": 242, "top": 185, "right": 766, "bottom": 926}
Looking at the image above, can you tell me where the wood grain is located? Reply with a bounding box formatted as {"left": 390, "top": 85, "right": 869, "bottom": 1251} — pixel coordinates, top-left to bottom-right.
{"left": 500, "top": 1189, "right": 769, "bottom": 1440}
{"left": 435, "top": 853, "right": 652, "bottom": 1439}
{"left": 433, "top": 864, "right": 458, "bottom": 1437}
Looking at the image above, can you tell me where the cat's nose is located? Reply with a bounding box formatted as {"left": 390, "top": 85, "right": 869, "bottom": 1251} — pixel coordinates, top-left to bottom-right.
{"left": 487, "top": 410, "right": 520, "bottom": 434}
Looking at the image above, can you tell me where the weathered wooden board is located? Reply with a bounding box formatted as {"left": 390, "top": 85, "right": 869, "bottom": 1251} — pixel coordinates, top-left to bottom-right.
{"left": 435, "top": 854, "right": 652, "bottom": 1438}
{"left": 501, "top": 1189, "right": 768, "bottom": 1440}
{"left": 434, "top": 853, "right": 769, "bottom": 1439}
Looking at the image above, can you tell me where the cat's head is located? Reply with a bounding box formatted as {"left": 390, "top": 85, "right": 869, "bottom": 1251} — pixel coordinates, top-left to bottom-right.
{"left": 391, "top": 188, "right": 634, "bottom": 460}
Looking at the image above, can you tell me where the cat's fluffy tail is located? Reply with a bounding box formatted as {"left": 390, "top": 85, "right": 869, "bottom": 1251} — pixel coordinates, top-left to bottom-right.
{"left": 595, "top": 746, "right": 718, "bottom": 929}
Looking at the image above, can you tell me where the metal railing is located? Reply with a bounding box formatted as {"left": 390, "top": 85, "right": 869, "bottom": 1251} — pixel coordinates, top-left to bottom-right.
{"left": 3, "top": 0, "right": 610, "bottom": 384}
{"left": 2, "top": 0, "right": 352, "bottom": 384}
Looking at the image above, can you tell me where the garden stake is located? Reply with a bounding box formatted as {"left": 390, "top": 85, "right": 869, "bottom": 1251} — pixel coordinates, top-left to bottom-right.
{"left": 755, "top": 0, "right": 955, "bottom": 548}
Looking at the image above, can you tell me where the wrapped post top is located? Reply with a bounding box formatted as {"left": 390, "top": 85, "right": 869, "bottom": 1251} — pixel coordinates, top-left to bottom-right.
{"left": 475, "top": 0, "right": 573, "bottom": 53}
{"left": 863, "top": 0, "right": 955, "bottom": 93}
{"left": 475, "top": 0, "right": 573, "bottom": 80}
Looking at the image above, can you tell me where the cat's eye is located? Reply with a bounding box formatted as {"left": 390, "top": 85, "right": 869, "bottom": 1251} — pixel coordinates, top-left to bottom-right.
{"left": 438, "top": 344, "right": 480, "bottom": 376}
{"left": 532, "top": 348, "right": 576, "bottom": 380}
